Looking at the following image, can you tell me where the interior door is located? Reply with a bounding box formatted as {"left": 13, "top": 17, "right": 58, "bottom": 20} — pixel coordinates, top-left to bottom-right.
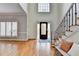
{"left": 12, "top": 22, "right": 17, "bottom": 37}
{"left": 40, "top": 22, "right": 48, "bottom": 39}
{"left": 6, "top": 22, "right": 11, "bottom": 37}
{"left": 0, "top": 22, "right": 6, "bottom": 37}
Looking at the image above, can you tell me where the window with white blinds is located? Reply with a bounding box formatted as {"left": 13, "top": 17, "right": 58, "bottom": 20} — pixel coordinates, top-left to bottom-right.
{"left": 38, "top": 3, "right": 50, "bottom": 12}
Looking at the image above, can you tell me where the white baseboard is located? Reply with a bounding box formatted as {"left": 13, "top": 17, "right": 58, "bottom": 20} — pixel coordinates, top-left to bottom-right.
{"left": 0, "top": 39, "right": 28, "bottom": 41}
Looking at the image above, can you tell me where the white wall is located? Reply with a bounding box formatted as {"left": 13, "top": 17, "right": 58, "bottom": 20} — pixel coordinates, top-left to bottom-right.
{"left": 27, "top": 3, "right": 59, "bottom": 39}
{"left": 57, "top": 3, "right": 72, "bottom": 25}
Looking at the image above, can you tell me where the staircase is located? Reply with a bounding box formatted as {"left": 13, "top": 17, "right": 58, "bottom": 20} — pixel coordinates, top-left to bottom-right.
{"left": 52, "top": 3, "right": 79, "bottom": 44}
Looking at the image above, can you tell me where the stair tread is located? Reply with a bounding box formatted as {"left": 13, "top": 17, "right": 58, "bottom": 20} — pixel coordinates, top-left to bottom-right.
{"left": 61, "top": 35, "right": 67, "bottom": 39}
{"left": 77, "top": 17, "right": 79, "bottom": 19}
{"left": 51, "top": 45, "right": 55, "bottom": 46}
{"left": 66, "top": 30, "right": 73, "bottom": 32}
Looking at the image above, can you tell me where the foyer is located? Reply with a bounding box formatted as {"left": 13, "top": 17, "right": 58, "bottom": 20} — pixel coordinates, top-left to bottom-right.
{"left": 0, "top": 3, "right": 79, "bottom": 56}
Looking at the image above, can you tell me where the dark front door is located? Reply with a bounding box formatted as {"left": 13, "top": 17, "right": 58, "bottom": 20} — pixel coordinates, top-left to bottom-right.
{"left": 40, "top": 22, "right": 48, "bottom": 40}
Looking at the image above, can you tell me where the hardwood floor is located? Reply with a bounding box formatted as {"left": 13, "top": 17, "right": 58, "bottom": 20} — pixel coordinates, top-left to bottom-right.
{"left": 0, "top": 40, "right": 56, "bottom": 56}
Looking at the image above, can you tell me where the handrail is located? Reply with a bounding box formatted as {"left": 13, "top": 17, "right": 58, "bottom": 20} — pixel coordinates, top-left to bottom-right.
{"left": 65, "top": 3, "right": 74, "bottom": 18}
{"left": 54, "top": 3, "right": 77, "bottom": 40}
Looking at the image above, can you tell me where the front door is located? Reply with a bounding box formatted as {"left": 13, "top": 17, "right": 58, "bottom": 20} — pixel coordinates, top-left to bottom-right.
{"left": 40, "top": 22, "right": 48, "bottom": 39}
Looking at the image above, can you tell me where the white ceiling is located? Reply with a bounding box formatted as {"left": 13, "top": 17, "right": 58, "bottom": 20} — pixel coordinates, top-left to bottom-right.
{"left": 19, "top": 3, "right": 27, "bottom": 14}
{"left": 0, "top": 3, "right": 25, "bottom": 14}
